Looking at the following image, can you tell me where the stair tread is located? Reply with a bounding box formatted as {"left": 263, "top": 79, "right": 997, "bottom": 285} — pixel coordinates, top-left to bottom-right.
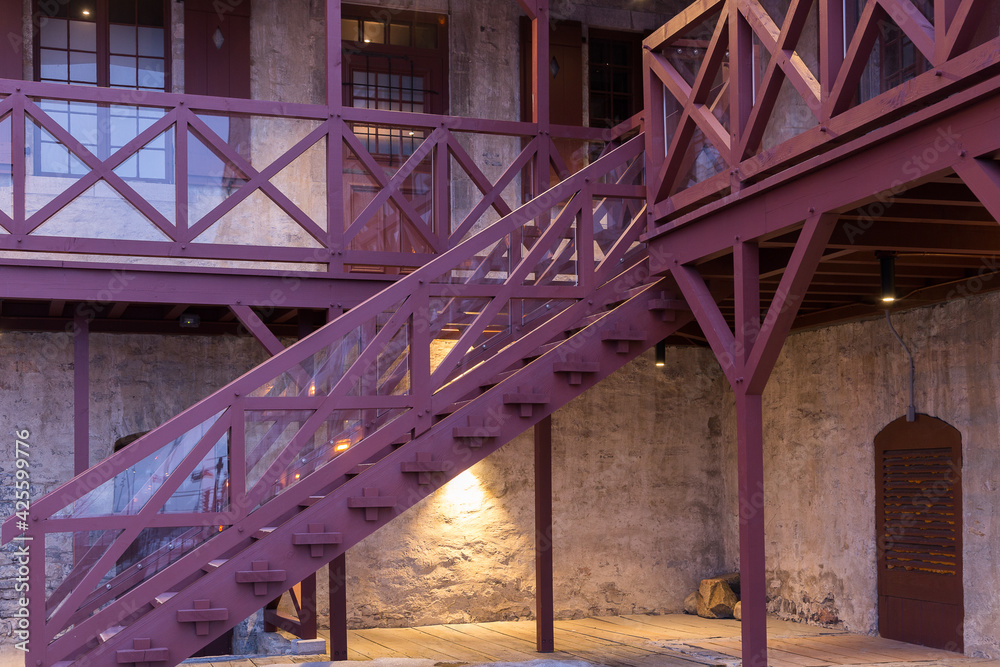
{"left": 252, "top": 527, "right": 276, "bottom": 540}
{"left": 299, "top": 495, "right": 325, "bottom": 507}
{"left": 346, "top": 463, "right": 375, "bottom": 476}
{"left": 202, "top": 559, "right": 228, "bottom": 572}
{"left": 99, "top": 626, "right": 126, "bottom": 643}
{"left": 152, "top": 592, "right": 177, "bottom": 607}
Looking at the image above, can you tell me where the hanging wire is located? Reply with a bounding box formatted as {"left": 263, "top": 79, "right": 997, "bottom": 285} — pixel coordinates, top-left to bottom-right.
{"left": 885, "top": 310, "right": 916, "bottom": 422}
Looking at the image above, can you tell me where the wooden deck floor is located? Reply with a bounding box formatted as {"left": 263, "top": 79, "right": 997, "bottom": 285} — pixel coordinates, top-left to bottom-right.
{"left": 195, "top": 614, "right": 994, "bottom": 667}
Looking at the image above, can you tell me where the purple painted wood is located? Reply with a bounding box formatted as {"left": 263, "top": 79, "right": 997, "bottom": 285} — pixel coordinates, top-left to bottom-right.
{"left": 535, "top": 416, "right": 554, "bottom": 653}
{"left": 329, "top": 555, "right": 348, "bottom": 660}
{"left": 2, "top": 131, "right": 647, "bottom": 665}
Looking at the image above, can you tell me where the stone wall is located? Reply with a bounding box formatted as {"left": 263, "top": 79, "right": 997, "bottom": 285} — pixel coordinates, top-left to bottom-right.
{"left": 718, "top": 289, "right": 1000, "bottom": 659}
{"left": 311, "top": 345, "right": 730, "bottom": 629}
{"left": 0, "top": 332, "right": 272, "bottom": 663}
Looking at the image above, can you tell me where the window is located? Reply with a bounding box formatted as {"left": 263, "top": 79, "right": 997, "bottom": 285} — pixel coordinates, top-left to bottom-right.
{"left": 35, "top": 0, "right": 169, "bottom": 90}
{"left": 341, "top": 7, "right": 448, "bottom": 163}
{"left": 852, "top": 0, "right": 932, "bottom": 103}
{"left": 32, "top": 0, "right": 170, "bottom": 180}
{"left": 588, "top": 30, "right": 642, "bottom": 129}
{"left": 341, "top": 6, "right": 448, "bottom": 263}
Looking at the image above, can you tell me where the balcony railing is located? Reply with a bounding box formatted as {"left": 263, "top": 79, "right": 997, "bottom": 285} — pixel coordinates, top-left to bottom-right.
{"left": 644, "top": 0, "right": 1000, "bottom": 229}
{"left": 0, "top": 79, "right": 640, "bottom": 276}
{"left": 0, "top": 129, "right": 647, "bottom": 664}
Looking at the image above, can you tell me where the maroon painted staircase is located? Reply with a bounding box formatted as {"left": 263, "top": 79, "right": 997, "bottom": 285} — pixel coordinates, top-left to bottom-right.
{"left": 3, "top": 135, "right": 692, "bottom": 667}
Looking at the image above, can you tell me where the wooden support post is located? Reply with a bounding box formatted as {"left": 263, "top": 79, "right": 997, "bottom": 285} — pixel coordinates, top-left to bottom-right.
{"left": 73, "top": 314, "right": 89, "bottom": 476}
{"left": 329, "top": 554, "right": 348, "bottom": 660}
{"left": 299, "top": 573, "right": 318, "bottom": 639}
{"left": 736, "top": 390, "right": 767, "bottom": 667}
{"left": 535, "top": 415, "right": 554, "bottom": 653}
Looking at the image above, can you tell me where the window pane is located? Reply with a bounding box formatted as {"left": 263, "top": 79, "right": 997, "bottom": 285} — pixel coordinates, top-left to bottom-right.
{"left": 138, "top": 58, "right": 165, "bottom": 89}
{"left": 110, "top": 24, "right": 137, "bottom": 55}
{"left": 40, "top": 49, "right": 70, "bottom": 81}
{"left": 137, "top": 1, "right": 165, "bottom": 27}
{"left": 69, "top": 51, "right": 97, "bottom": 84}
{"left": 109, "top": 0, "right": 137, "bottom": 24}
{"left": 342, "top": 18, "right": 359, "bottom": 42}
{"left": 363, "top": 21, "right": 384, "bottom": 44}
{"left": 110, "top": 55, "right": 137, "bottom": 87}
{"left": 139, "top": 149, "right": 166, "bottom": 180}
{"left": 390, "top": 24, "right": 410, "bottom": 47}
{"left": 40, "top": 19, "right": 68, "bottom": 49}
{"left": 138, "top": 27, "right": 164, "bottom": 57}
{"left": 70, "top": 20, "right": 97, "bottom": 51}
{"left": 40, "top": 142, "right": 71, "bottom": 173}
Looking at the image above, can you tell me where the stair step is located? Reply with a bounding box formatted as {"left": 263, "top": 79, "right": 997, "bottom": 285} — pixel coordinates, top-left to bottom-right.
{"left": 252, "top": 527, "right": 276, "bottom": 540}
{"left": 299, "top": 495, "right": 325, "bottom": 508}
{"left": 526, "top": 340, "right": 563, "bottom": 359}
{"left": 436, "top": 399, "right": 473, "bottom": 417}
{"left": 571, "top": 312, "right": 606, "bottom": 330}
{"left": 53, "top": 662, "right": 74, "bottom": 667}
{"left": 151, "top": 592, "right": 177, "bottom": 607}
{"left": 98, "top": 626, "right": 126, "bottom": 644}
{"left": 202, "top": 559, "right": 228, "bottom": 573}
{"left": 480, "top": 369, "right": 519, "bottom": 388}
{"left": 346, "top": 463, "right": 375, "bottom": 477}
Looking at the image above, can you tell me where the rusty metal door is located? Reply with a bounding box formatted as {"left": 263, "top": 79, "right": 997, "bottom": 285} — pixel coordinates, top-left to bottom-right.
{"left": 875, "top": 414, "right": 963, "bottom": 652}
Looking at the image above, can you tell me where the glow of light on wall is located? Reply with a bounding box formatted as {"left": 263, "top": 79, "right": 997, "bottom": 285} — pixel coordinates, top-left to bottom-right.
{"left": 308, "top": 382, "right": 317, "bottom": 397}
{"left": 439, "top": 469, "right": 486, "bottom": 513}
{"left": 334, "top": 439, "right": 351, "bottom": 452}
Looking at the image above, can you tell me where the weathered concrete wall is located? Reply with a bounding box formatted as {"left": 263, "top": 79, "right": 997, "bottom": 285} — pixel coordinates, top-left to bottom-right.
{"left": 719, "top": 289, "right": 1000, "bottom": 658}
{"left": 0, "top": 331, "right": 271, "bottom": 662}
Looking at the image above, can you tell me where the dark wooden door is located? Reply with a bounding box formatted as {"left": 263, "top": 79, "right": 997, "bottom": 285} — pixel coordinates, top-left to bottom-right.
{"left": 184, "top": 0, "right": 251, "bottom": 98}
{"left": 0, "top": 1, "right": 22, "bottom": 80}
{"left": 875, "top": 414, "right": 963, "bottom": 652}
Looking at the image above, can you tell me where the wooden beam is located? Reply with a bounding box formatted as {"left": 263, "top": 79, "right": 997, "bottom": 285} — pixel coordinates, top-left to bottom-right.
{"left": 746, "top": 214, "right": 837, "bottom": 393}
{"left": 535, "top": 415, "right": 554, "bottom": 653}
{"left": 108, "top": 302, "right": 129, "bottom": 319}
{"left": 230, "top": 305, "right": 286, "bottom": 356}
{"left": 954, "top": 157, "right": 1000, "bottom": 223}
{"left": 644, "top": 0, "right": 726, "bottom": 51}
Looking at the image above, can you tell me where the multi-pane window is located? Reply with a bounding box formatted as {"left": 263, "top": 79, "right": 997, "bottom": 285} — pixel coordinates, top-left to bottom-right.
{"left": 341, "top": 6, "right": 448, "bottom": 262}
{"left": 36, "top": 0, "right": 168, "bottom": 90}
{"left": 879, "top": 18, "right": 929, "bottom": 90}
{"left": 33, "top": 0, "right": 170, "bottom": 180}
{"left": 342, "top": 7, "right": 447, "bottom": 162}
{"left": 589, "top": 33, "right": 640, "bottom": 129}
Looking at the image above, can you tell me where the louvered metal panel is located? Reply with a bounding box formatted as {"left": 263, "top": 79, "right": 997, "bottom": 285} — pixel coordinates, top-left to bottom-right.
{"left": 875, "top": 415, "right": 963, "bottom": 653}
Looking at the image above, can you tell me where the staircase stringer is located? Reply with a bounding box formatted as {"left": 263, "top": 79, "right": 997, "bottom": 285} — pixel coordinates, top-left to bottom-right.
{"left": 71, "top": 278, "right": 693, "bottom": 667}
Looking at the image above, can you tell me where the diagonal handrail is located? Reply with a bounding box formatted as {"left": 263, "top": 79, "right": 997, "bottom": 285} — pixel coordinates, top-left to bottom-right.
{"left": 3, "top": 133, "right": 646, "bottom": 659}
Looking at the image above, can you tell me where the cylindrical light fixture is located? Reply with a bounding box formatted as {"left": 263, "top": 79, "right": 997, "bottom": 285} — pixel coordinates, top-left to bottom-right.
{"left": 880, "top": 254, "right": 896, "bottom": 303}
{"left": 655, "top": 341, "right": 666, "bottom": 367}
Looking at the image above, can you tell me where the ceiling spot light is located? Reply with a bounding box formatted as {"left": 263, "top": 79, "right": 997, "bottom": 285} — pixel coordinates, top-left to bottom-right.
{"left": 180, "top": 313, "right": 201, "bottom": 328}
{"left": 880, "top": 253, "right": 896, "bottom": 303}
{"left": 655, "top": 340, "right": 666, "bottom": 367}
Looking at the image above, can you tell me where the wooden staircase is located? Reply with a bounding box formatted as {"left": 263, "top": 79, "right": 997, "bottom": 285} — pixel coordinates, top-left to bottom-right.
{"left": 1, "top": 135, "right": 693, "bottom": 667}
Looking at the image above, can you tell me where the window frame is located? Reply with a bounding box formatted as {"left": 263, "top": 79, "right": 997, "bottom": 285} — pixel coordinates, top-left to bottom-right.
{"left": 30, "top": 0, "right": 173, "bottom": 182}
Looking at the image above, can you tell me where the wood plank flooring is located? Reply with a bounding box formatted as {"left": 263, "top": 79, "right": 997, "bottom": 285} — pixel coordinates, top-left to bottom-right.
{"left": 192, "top": 613, "right": 990, "bottom": 667}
